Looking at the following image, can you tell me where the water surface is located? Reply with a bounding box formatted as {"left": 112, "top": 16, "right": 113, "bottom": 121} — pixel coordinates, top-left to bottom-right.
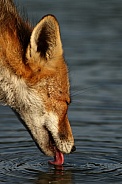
{"left": 0, "top": 0, "right": 122, "bottom": 183}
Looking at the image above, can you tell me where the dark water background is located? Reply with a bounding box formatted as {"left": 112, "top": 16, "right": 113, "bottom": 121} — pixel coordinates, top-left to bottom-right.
{"left": 0, "top": 0, "right": 122, "bottom": 183}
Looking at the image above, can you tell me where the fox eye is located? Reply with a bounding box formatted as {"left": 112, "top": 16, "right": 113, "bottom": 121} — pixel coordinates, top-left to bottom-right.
{"left": 66, "top": 100, "right": 70, "bottom": 106}
{"left": 66, "top": 101, "right": 69, "bottom": 105}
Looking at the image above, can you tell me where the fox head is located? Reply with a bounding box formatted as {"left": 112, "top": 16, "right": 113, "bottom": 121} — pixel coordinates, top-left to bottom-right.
{"left": 0, "top": 11, "right": 75, "bottom": 161}
{"left": 25, "top": 15, "right": 75, "bottom": 157}
{"left": 5, "top": 15, "right": 74, "bottom": 156}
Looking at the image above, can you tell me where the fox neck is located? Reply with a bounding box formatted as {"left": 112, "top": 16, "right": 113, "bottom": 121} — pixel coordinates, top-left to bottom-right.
{"left": 0, "top": 64, "right": 53, "bottom": 154}
{"left": 0, "top": 63, "right": 44, "bottom": 122}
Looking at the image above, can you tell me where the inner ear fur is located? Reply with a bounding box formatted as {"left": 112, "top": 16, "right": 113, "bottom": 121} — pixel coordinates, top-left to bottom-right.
{"left": 26, "top": 15, "right": 63, "bottom": 63}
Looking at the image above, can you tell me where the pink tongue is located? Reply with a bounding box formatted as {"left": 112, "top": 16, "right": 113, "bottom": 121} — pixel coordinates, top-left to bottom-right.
{"left": 48, "top": 149, "right": 64, "bottom": 165}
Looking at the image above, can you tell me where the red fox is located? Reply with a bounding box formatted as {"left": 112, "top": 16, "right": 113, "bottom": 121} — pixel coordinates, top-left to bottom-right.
{"left": 0, "top": 0, "right": 75, "bottom": 165}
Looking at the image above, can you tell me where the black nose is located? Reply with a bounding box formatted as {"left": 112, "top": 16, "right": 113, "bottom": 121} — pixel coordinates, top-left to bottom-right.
{"left": 71, "top": 145, "right": 76, "bottom": 153}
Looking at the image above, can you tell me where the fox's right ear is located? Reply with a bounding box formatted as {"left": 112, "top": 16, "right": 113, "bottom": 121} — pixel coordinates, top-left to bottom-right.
{"left": 26, "top": 15, "right": 63, "bottom": 64}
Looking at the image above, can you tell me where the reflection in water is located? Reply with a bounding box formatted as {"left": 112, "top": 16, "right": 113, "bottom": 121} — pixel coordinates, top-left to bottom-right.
{"left": 35, "top": 166, "right": 72, "bottom": 184}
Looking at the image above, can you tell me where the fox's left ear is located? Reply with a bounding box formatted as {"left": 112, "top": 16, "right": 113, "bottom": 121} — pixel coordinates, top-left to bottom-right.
{"left": 26, "top": 15, "right": 63, "bottom": 62}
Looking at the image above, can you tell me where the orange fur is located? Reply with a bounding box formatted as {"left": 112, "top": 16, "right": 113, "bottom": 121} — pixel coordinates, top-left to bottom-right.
{"left": 0, "top": 0, "right": 75, "bottom": 158}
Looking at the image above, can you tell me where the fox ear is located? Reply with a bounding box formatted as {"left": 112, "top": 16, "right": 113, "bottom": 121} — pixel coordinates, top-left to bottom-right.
{"left": 26, "top": 15, "right": 63, "bottom": 62}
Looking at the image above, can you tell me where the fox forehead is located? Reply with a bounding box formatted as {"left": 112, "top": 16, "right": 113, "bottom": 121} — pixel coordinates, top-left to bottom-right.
{"left": 36, "top": 62, "right": 70, "bottom": 102}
